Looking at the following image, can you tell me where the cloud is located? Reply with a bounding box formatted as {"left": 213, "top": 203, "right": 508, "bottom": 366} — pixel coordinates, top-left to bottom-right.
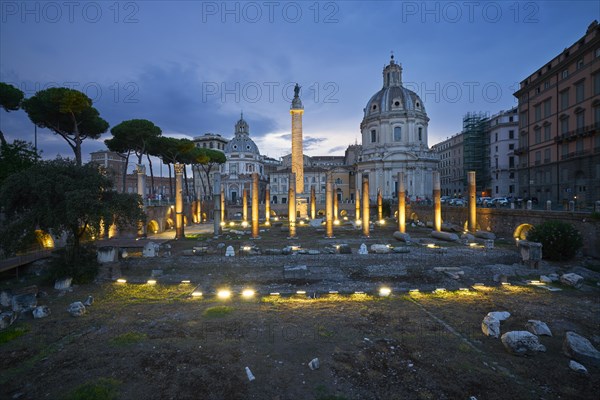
{"left": 328, "top": 146, "right": 346, "bottom": 154}
{"left": 303, "top": 136, "right": 327, "bottom": 151}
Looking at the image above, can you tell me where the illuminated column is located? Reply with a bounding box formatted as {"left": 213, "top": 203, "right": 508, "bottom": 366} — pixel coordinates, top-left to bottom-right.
{"left": 290, "top": 84, "right": 304, "bottom": 194}
{"left": 325, "top": 174, "right": 334, "bottom": 238}
{"left": 398, "top": 172, "right": 406, "bottom": 233}
{"left": 213, "top": 175, "right": 222, "bottom": 236}
{"left": 310, "top": 186, "right": 316, "bottom": 219}
{"left": 195, "top": 198, "right": 202, "bottom": 224}
{"left": 288, "top": 173, "right": 297, "bottom": 238}
{"left": 174, "top": 163, "right": 185, "bottom": 239}
{"left": 362, "top": 176, "right": 370, "bottom": 237}
{"left": 377, "top": 188, "right": 383, "bottom": 222}
{"left": 433, "top": 171, "right": 441, "bottom": 232}
{"left": 265, "top": 184, "right": 271, "bottom": 226}
{"left": 242, "top": 187, "right": 248, "bottom": 223}
{"left": 467, "top": 171, "right": 477, "bottom": 233}
{"left": 251, "top": 173, "right": 259, "bottom": 238}
{"left": 333, "top": 185, "right": 339, "bottom": 223}
{"left": 136, "top": 164, "right": 146, "bottom": 236}
{"left": 355, "top": 188, "right": 360, "bottom": 221}
{"left": 220, "top": 185, "right": 225, "bottom": 222}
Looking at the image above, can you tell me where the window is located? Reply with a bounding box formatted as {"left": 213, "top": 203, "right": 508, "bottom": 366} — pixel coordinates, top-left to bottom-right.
{"left": 543, "top": 99, "right": 551, "bottom": 118}
{"left": 576, "top": 138, "right": 584, "bottom": 154}
{"left": 371, "top": 130, "right": 377, "bottom": 143}
{"left": 595, "top": 106, "right": 600, "bottom": 125}
{"left": 509, "top": 156, "right": 515, "bottom": 168}
{"left": 418, "top": 127, "right": 423, "bottom": 141}
{"left": 534, "top": 104, "right": 541, "bottom": 122}
{"left": 509, "top": 130, "right": 514, "bottom": 139}
{"left": 560, "top": 90, "right": 569, "bottom": 110}
{"left": 544, "top": 125, "right": 551, "bottom": 141}
{"left": 594, "top": 72, "right": 600, "bottom": 95}
{"left": 560, "top": 118, "right": 569, "bottom": 134}
{"left": 561, "top": 69, "right": 569, "bottom": 79}
{"left": 575, "top": 81, "right": 585, "bottom": 103}
{"left": 534, "top": 128, "right": 541, "bottom": 144}
{"left": 509, "top": 172, "right": 515, "bottom": 179}
{"left": 393, "top": 126, "right": 401, "bottom": 141}
{"left": 576, "top": 112, "right": 585, "bottom": 131}
{"left": 519, "top": 112, "right": 528, "bottom": 127}
{"left": 535, "top": 151, "right": 541, "bottom": 165}
{"left": 509, "top": 185, "right": 514, "bottom": 194}
{"left": 509, "top": 144, "right": 515, "bottom": 150}
{"left": 230, "top": 163, "right": 238, "bottom": 174}
{"left": 544, "top": 81, "right": 550, "bottom": 89}
{"left": 562, "top": 143, "right": 569, "bottom": 157}
{"left": 495, "top": 132, "right": 498, "bottom": 142}
{"left": 576, "top": 59, "right": 584, "bottom": 70}
{"left": 544, "top": 148, "right": 551, "bottom": 163}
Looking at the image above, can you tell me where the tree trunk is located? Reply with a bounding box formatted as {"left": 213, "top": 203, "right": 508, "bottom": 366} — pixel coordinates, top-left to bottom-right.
{"left": 147, "top": 154, "right": 155, "bottom": 195}
{"left": 122, "top": 151, "right": 130, "bottom": 193}
{"left": 70, "top": 112, "right": 83, "bottom": 166}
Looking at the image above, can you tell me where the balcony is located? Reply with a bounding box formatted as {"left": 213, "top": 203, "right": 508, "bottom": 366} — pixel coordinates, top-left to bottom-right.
{"left": 514, "top": 146, "right": 529, "bottom": 155}
{"left": 554, "top": 123, "right": 600, "bottom": 143}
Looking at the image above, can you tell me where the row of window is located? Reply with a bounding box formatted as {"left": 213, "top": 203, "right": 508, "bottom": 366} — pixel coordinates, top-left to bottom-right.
{"left": 369, "top": 126, "right": 423, "bottom": 143}
{"left": 198, "top": 141, "right": 226, "bottom": 150}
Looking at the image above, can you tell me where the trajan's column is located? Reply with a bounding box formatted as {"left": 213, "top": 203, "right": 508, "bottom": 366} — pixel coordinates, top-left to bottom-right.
{"left": 290, "top": 83, "right": 304, "bottom": 194}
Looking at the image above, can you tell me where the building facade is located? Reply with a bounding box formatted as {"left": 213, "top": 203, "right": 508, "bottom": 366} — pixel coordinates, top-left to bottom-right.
{"left": 488, "top": 108, "right": 519, "bottom": 197}
{"left": 191, "top": 133, "right": 228, "bottom": 199}
{"left": 514, "top": 20, "right": 600, "bottom": 207}
{"left": 356, "top": 56, "right": 438, "bottom": 201}
{"left": 431, "top": 133, "right": 464, "bottom": 197}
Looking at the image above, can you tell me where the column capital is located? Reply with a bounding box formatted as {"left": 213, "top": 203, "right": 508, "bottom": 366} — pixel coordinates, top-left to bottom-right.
{"left": 136, "top": 164, "right": 146, "bottom": 174}
{"left": 174, "top": 163, "right": 185, "bottom": 174}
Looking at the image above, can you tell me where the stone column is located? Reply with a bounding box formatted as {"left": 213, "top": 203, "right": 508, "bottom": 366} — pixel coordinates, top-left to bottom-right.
{"left": 136, "top": 164, "right": 147, "bottom": 236}
{"left": 355, "top": 188, "right": 360, "bottom": 221}
{"left": 242, "top": 187, "right": 248, "bottom": 223}
{"left": 196, "top": 185, "right": 202, "bottom": 223}
{"left": 467, "top": 171, "right": 476, "bottom": 232}
{"left": 310, "top": 186, "right": 316, "bottom": 219}
{"left": 265, "top": 184, "right": 271, "bottom": 226}
{"left": 290, "top": 86, "right": 304, "bottom": 194}
{"left": 362, "top": 176, "right": 370, "bottom": 237}
{"left": 174, "top": 163, "right": 185, "bottom": 239}
{"left": 220, "top": 185, "right": 225, "bottom": 222}
{"left": 377, "top": 188, "right": 383, "bottom": 222}
{"left": 546, "top": 200, "right": 552, "bottom": 211}
{"left": 333, "top": 185, "right": 339, "bottom": 223}
{"left": 326, "top": 173, "right": 334, "bottom": 238}
{"left": 288, "top": 173, "right": 297, "bottom": 238}
{"left": 251, "top": 173, "right": 259, "bottom": 238}
{"left": 398, "top": 172, "right": 406, "bottom": 233}
{"left": 433, "top": 171, "right": 441, "bottom": 232}
{"left": 213, "top": 175, "right": 222, "bottom": 236}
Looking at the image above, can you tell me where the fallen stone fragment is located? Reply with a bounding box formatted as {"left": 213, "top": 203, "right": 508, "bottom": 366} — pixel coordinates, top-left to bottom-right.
{"left": 563, "top": 331, "right": 600, "bottom": 367}
{"left": 370, "top": 244, "right": 390, "bottom": 254}
{"left": 245, "top": 366, "right": 255, "bottom": 381}
{"left": 569, "top": 360, "right": 588, "bottom": 375}
{"left": 358, "top": 244, "right": 368, "bottom": 255}
{"left": 11, "top": 287, "right": 38, "bottom": 313}
{"left": 308, "top": 358, "right": 320, "bottom": 370}
{"left": 33, "top": 305, "right": 50, "bottom": 319}
{"left": 83, "top": 295, "right": 94, "bottom": 307}
{"left": 0, "top": 311, "right": 17, "bottom": 330}
{"left": 67, "top": 302, "right": 86, "bottom": 317}
{"left": 501, "top": 331, "right": 546, "bottom": 355}
{"left": 560, "top": 273, "right": 584, "bottom": 289}
{"left": 525, "top": 320, "right": 552, "bottom": 336}
{"left": 481, "top": 315, "right": 500, "bottom": 338}
{"left": 487, "top": 311, "right": 510, "bottom": 321}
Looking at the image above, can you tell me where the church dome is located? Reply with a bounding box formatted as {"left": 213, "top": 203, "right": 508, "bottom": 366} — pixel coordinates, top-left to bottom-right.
{"left": 363, "top": 55, "right": 426, "bottom": 117}
{"left": 224, "top": 113, "right": 260, "bottom": 156}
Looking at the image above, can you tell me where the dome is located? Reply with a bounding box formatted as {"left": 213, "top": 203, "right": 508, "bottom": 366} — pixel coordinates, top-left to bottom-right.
{"left": 224, "top": 136, "right": 260, "bottom": 155}
{"left": 363, "top": 56, "right": 426, "bottom": 117}
{"left": 224, "top": 113, "right": 260, "bottom": 156}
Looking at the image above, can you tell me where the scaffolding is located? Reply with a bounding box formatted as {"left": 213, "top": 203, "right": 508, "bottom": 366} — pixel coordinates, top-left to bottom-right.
{"left": 462, "top": 112, "right": 490, "bottom": 195}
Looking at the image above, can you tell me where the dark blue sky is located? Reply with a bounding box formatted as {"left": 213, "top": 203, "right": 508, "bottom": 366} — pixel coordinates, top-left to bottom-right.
{"left": 1, "top": 1, "right": 598, "bottom": 166}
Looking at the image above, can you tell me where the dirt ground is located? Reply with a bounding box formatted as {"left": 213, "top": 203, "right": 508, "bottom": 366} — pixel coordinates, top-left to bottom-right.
{"left": 1, "top": 222, "right": 599, "bottom": 399}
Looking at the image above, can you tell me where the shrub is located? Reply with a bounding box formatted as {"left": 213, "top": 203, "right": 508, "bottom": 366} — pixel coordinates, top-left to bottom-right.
{"left": 526, "top": 220, "right": 583, "bottom": 261}
{"left": 47, "top": 245, "right": 99, "bottom": 284}
{"left": 203, "top": 306, "right": 234, "bottom": 318}
{"left": 63, "top": 377, "right": 120, "bottom": 400}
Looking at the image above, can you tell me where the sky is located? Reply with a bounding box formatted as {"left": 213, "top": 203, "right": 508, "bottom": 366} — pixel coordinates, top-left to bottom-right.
{"left": 1, "top": 0, "right": 599, "bottom": 173}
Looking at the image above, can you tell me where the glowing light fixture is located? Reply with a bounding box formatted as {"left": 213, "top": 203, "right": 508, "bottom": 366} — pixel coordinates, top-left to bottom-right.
{"left": 242, "top": 289, "right": 255, "bottom": 298}
{"left": 147, "top": 279, "right": 157, "bottom": 285}
{"left": 241, "top": 246, "right": 252, "bottom": 251}
{"left": 269, "top": 292, "right": 280, "bottom": 296}
{"left": 334, "top": 220, "right": 340, "bottom": 225}
{"left": 458, "top": 288, "right": 470, "bottom": 292}
{"left": 501, "top": 282, "right": 512, "bottom": 286}
{"left": 355, "top": 220, "right": 362, "bottom": 226}
{"left": 328, "top": 290, "right": 339, "bottom": 294}
{"left": 379, "top": 287, "right": 391, "bottom": 297}
{"left": 220, "top": 221, "right": 226, "bottom": 227}
{"left": 116, "top": 278, "right": 127, "bottom": 284}
{"left": 241, "top": 221, "right": 249, "bottom": 228}
{"left": 296, "top": 290, "right": 306, "bottom": 295}
{"left": 434, "top": 288, "right": 447, "bottom": 293}
{"left": 469, "top": 243, "right": 478, "bottom": 247}
{"left": 409, "top": 289, "right": 420, "bottom": 293}
{"left": 191, "top": 291, "right": 203, "bottom": 297}
{"left": 181, "top": 280, "right": 191, "bottom": 284}
{"left": 229, "top": 221, "right": 235, "bottom": 227}
{"left": 379, "top": 219, "right": 385, "bottom": 225}
{"left": 354, "top": 291, "right": 365, "bottom": 294}
{"left": 217, "top": 289, "right": 231, "bottom": 299}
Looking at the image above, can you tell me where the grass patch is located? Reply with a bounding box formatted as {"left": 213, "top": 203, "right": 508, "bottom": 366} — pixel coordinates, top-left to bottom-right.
{"left": 103, "top": 283, "right": 191, "bottom": 304}
{"left": 0, "top": 324, "right": 29, "bottom": 345}
{"left": 203, "top": 305, "right": 234, "bottom": 318}
{"left": 110, "top": 331, "right": 147, "bottom": 346}
{"left": 63, "top": 377, "right": 121, "bottom": 400}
